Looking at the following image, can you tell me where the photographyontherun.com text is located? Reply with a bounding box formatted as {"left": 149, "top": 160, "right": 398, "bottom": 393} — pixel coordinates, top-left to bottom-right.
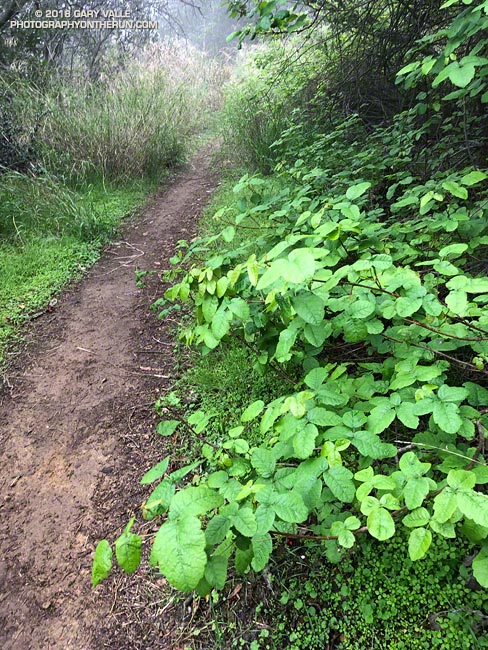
{"left": 9, "top": 8, "right": 158, "bottom": 30}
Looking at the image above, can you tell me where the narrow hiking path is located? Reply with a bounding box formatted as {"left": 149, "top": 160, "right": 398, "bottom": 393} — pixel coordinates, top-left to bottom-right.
{"left": 0, "top": 149, "right": 218, "bottom": 650}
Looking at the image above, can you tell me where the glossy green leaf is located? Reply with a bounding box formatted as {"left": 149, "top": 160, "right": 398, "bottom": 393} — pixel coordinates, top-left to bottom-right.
{"left": 150, "top": 514, "right": 207, "bottom": 592}
{"left": 140, "top": 457, "right": 170, "bottom": 485}
{"left": 408, "top": 527, "right": 432, "bottom": 561}
{"left": 473, "top": 546, "right": 488, "bottom": 588}
{"left": 115, "top": 519, "right": 142, "bottom": 575}
{"left": 92, "top": 540, "right": 113, "bottom": 588}
{"left": 325, "top": 465, "right": 355, "bottom": 503}
{"left": 367, "top": 507, "right": 395, "bottom": 541}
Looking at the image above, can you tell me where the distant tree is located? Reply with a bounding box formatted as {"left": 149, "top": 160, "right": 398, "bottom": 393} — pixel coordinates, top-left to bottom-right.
{"left": 0, "top": 0, "right": 204, "bottom": 76}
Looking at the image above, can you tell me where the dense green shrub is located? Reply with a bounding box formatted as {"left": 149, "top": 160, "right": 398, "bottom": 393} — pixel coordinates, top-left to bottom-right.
{"left": 93, "top": 1, "right": 488, "bottom": 603}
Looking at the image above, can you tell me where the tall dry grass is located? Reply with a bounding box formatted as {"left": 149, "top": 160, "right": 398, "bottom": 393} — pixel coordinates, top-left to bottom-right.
{"left": 5, "top": 41, "right": 229, "bottom": 183}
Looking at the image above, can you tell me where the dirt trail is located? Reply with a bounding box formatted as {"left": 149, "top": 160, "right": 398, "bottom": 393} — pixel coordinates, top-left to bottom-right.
{"left": 0, "top": 149, "right": 218, "bottom": 649}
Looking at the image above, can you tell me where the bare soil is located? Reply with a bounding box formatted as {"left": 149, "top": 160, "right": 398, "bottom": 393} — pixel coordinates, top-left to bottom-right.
{"left": 0, "top": 149, "right": 219, "bottom": 650}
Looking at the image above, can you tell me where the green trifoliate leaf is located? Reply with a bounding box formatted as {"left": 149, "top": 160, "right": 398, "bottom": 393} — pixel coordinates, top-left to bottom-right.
{"left": 115, "top": 519, "right": 142, "bottom": 575}
{"left": 346, "top": 182, "right": 371, "bottom": 200}
{"left": 439, "top": 243, "right": 469, "bottom": 259}
{"left": 316, "top": 383, "right": 348, "bottom": 406}
{"left": 461, "top": 170, "right": 487, "bottom": 186}
{"left": 344, "top": 516, "right": 361, "bottom": 530}
{"left": 408, "top": 527, "right": 432, "bottom": 561}
{"left": 170, "top": 486, "right": 224, "bottom": 517}
{"left": 256, "top": 258, "right": 289, "bottom": 290}
{"left": 308, "top": 407, "right": 342, "bottom": 427}
{"left": 402, "top": 507, "right": 431, "bottom": 528}
{"left": 202, "top": 296, "right": 218, "bottom": 323}
{"left": 206, "top": 514, "right": 231, "bottom": 546}
{"left": 251, "top": 448, "right": 276, "bottom": 478}
{"left": 351, "top": 300, "right": 375, "bottom": 319}
{"left": 232, "top": 507, "right": 257, "bottom": 537}
{"left": 445, "top": 290, "right": 468, "bottom": 316}
{"left": 429, "top": 518, "right": 456, "bottom": 538}
{"left": 325, "top": 465, "right": 355, "bottom": 503}
{"left": 342, "top": 410, "right": 367, "bottom": 430}
{"left": 442, "top": 181, "right": 468, "bottom": 200}
{"left": 456, "top": 490, "right": 488, "bottom": 528}
{"left": 367, "top": 507, "right": 395, "bottom": 541}
{"left": 241, "top": 400, "right": 265, "bottom": 422}
{"left": 205, "top": 554, "right": 228, "bottom": 590}
{"left": 272, "top": 490, "right": 308, "bottom": 523}
{"left": 460, "top": 519, "right": 488, "bottom": 544}
{"left": 143, "top": 480, "right": 175, "bottom": 520}
{"left": 403, "top": 477, "right": 431, "bottom": 510}
{"left": 221, "top": 225, "right": 235, "bottom": 242}
{"left": 251, "top": 532, "right": 273, "bottom": 571}
{"left": 432, "top": 401, "right": 462, "bottom": 434}
{"left": 169, "top": 460, "right": 202, "bottom": 482}
{"left": 293, "top": 423, "right": 318, "bottom": 459}
{"left": 288, "top": 248, "right": 316, "bottom": 283}
{"left": 367, "top": 402, "right": 396, "bottom": 435}
{"left": 157, "top": 420, "right": 180, "bottom": 437}
{"left": 150, "top": 514, "right": 207, "bottom": 592}
{"left": 354, "top": 466, "right": 374, "bottom": 482}
{"left": 473, "top": 546, "right": 488, "bottom": 588}
{"left": 343, "top": 320, "right": 368, "bottom": 342}
{"left": 433, "top": 487, "right": 458, "bottom": 523}
{"left": 396, "top": 296, "right": 423, "bottom": 317}
{"left": 399, "top": 452, "right": 431, "bottom": 478}
{"left": 275, "top": 326, "right": 298, "bottom": 362}
{"left": 235, "top": 544, "right": 253, "bottom": 574}
{"left": 92, "top": 540, "right": 113, "bottom": 588}
{"left": 338, "top": 529, "right": 356, "bottom": 549}
{"left": 140, "top": 457, "right": 170, "bottom": 484}
{"left": 304, "top": 321, "right": 332, "bottom": 346}
{"left": 229, "top": 297, "right": 250, "bottom": 320}
{"left": 255, "top": 505, "right": 275, "bottom": 534}
{"left": 293, "top": 293, "right": 325, "bottom": 325}
{"left": 438, "top": 385, "right": 469, "bottom": 403}
{"left": 304, "top": 367, "right": 328, "bottom": 390}
{"left": 372, "top": 475, "right": 397, "bottom": 491}
{"left": 473, "top": 465, "right": 488, "bottom": 485}
{"left": 352, "top": 431, "right": 397, "bottom": 459}
{"left": 396, "top": 402, "right": 419, "bottom": 429}
{"left": 447, "top": 469, "right": 476, "bottom": 490}
{"left": 216, "top": 276, "right": 229, "bottom": 298}
{"left": 211, "top": 307, "right": 231, "bottom": 339}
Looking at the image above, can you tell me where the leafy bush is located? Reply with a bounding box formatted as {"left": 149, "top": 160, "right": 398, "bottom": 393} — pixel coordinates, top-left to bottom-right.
{"left": 222, "top": 40, "right": 330, "bottom": 171}
{"left": 93, "top": 4, "right": 488, "bottom": 642}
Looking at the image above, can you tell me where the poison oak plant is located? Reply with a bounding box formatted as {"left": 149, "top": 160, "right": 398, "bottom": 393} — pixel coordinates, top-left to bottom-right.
{"left": 93, "top": 0, "right": 488, "bottom": 597}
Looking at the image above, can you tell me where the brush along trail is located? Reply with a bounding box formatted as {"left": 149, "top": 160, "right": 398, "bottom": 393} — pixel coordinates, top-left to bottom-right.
{"left": 0, "top": 150, "right": 218, "bottom": 650}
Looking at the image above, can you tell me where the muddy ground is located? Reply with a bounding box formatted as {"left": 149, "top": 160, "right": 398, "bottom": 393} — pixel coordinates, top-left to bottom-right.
{"left": 0, "top": 149, "right": 219, "bottom": 650}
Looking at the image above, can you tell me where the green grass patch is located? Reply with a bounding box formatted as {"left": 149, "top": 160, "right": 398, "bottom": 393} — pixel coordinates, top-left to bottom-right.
{"left": 0, "top": 175, "right": 154, "bottom": 365}
{"left": 170, "top": 340, "right": 293, "bottom": 456}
